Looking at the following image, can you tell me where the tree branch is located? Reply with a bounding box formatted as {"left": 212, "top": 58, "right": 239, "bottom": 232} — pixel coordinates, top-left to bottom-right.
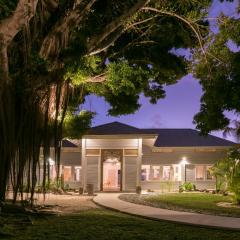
{"left": 85, "top": 73, "right": 106, "bottom": 83}
{"left": 39, "top": 0, "right": 96, "bottom": 59}
{"left": 0, "top": 0, "right": 38, "bottom": 45}
{"left": 142, "top": 7, "right": 205, "bottom": 55}
{"left": 86, "top": 0, "right": 150, "bottom": 56}
{"left": 0, "top": 0, "right": 38, "bottom": 83}
{"left": 141, "top": 7, "right": 216, "bottom": 77}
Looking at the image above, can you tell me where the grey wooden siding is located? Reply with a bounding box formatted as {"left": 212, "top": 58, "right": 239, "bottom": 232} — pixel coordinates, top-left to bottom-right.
{"left": 85, "top": 139, "right": 139, "bottom": 149}
{"left": 60, "top": 151, "right": 81, "bottom": 166}
{"left": 86, "top": 156, "right": 99, "bottom": 190}
{"left": 124, "top": 156, "right": 137, "bottom": 191}
{"left": 186, "top": 164, "right": 195, "bottom": 181}
{"left": 142, "top": 143, "right": 228, "bottom": 165}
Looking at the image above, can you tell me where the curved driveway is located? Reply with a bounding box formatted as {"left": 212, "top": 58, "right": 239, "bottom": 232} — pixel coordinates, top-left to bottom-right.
{"left": 93, "top": 193, "right": 240, "bottom": 230}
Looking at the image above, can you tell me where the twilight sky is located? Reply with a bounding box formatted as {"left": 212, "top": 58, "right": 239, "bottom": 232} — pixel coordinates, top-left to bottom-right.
{"left": 82, "top": 0, "right": 239, "bottom": 142}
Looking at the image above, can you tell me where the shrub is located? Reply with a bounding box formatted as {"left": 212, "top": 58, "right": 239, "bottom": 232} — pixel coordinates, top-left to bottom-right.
{"left": 64, "top": 184, "right": 70, "bottom": 191}
{"left": 211, "top": 147, "right": 240, "bottom": 204}
{"left": 179, "top": 182, "right": 196, "bottom": 192}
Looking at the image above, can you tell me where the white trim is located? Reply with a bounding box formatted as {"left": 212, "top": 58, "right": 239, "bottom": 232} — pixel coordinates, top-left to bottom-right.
{"left": 136, "top": 138, "right": 142, "bottom": 187}
{"left": 152, "top": 146, "right": 231, "bottom": 152}
{"left": 61, "top": 148, "right": 81, "bottom": 153}
{"left": 81, "top": 138, "right": 87, "bottom": 190}
{"left": 98, "top": 153, "right": 101, "bottom": 190}
{"left": 122, "top": 155, "right": 126, "bottom": 191}
{"left": 123, "top": 148, "right": 139, "bottom": 156}
{"left": 194, "top": 164, "right": 214, "bottom": 181}
{"left": 83, "top": 134, "right": 157, "bottom": 139}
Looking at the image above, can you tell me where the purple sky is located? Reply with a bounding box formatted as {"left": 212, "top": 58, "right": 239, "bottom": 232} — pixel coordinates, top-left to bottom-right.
{"left": 82, "top": 0, "right": 238, "bottom": 142}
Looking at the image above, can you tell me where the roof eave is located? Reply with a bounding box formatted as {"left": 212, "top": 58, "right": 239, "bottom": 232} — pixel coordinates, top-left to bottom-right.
{"left": 152, "top": 145, "right": 234, "bottom": 149}
{"left": 83, "top": 134, "right": 158, "bottom": 139}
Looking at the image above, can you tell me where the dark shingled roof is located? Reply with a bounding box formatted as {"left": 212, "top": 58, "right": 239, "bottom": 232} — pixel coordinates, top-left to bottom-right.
{"left": 62, "top": 139, "right": 78, "bottom": 148}
{"left": 142, "top": 129, "right": 235, "bottom": 147}
{"left": 86, "top": 122, "right": 235, "bottom": 147}
{"left": 86, "top": 121, "right": 145, "bottom": 135}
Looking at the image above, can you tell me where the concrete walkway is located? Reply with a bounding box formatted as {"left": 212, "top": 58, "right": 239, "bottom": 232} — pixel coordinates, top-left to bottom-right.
{"left": 93, "top": 193, "right": 240, "bottom": 230}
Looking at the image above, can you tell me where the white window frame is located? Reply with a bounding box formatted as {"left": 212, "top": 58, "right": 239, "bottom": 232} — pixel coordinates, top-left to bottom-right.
{"left": 152, "top": 165, "right": 161, "bottom": 180}
{"left": 141, "top": 165, "right": 150, "bottom": 181}
{"left": 206, "top": 165, "right": 214, "bottom": 180}
{"left": 195, "top": 164, "right": 214, "bottom": 181}
{"left": 74, "top": 166, "right": 81, "bottom": 182}
{"left": 63, "top": 166, "right": 72, "bottom": 182}
{"left": 173, "top": 164, "right": 181, "bottom": 181}
{"left": 162, "top": 165, "right": 171, "bottom": 181}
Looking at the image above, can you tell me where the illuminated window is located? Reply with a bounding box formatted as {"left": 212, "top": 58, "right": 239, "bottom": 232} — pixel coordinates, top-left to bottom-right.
{"left": 162, "top": 166, "right": 171, "bottom": 180}
{"left": 74, "top": 166, "right": 81, "bottom": 181}
{"left": 206, "top": 165, "right": 213, "bottom": 180}
{"left": 64, "top": 166, "right": 72, "bottom": 181}
{"left": 141, "top": 165, "right": 150, "bottom": 181}
{"left": 152, "top": 166, "right": 161, "bottom": 180}
{"left": 196, "top": 165, "right": 204, "bottom": 180}
{"left": 173, "top": 165, "right": 181, "bottom": 181}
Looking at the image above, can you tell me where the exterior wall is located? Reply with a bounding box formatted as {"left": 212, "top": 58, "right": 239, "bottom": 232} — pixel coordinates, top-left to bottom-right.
{"left": 82, "top": 137, "right": 141, "bottom": 191}
{"left": 85, "top": 138, "right": 139, "bottom": 149}
{"left": 60, "top": 150, "right": 82, "bottom": 189}
{"left": 56, "top": 137, "right": 231, "bottom": 192}
{"left": 185, "top": 164, "right": 216, "bottom": 190}
{"left": 61, "top": 151, "right": 82, "bottom": 165}
{"left": 86, "top": 156, "right": 99, "bottom": 191}
{"left": 124, "top": 156, "right": 137, "bottom": 191}
{"left": 142, "top": 140, "right": 226, "bottom": 165}
{"left": 141, "top": 138, "right": 229, "bottom": 191}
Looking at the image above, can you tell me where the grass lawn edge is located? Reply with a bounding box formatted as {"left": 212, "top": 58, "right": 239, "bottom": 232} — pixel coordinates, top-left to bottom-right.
{"left": 92, "top": 196, "right": 240, "bottom": 231}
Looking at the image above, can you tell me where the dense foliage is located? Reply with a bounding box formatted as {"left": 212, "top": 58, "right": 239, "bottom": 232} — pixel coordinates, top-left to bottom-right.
{"left": 211, "top": 147, "right": 240, "bottom": 204}
{"left": 193, "top": 15, "right": 240, "bottom": 135}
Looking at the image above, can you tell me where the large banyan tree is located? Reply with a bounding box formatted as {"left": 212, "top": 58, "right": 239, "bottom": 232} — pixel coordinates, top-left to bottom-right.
{"left": 0, "top": 0, "right": 213, "bottom": 202}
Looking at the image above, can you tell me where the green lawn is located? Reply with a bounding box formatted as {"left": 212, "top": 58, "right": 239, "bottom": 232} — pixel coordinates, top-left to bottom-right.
{"left": 1, "top": 208, "right": 240, "bottom": 240}
{"left": 119, "top": 193, "right": 240, "bottom": 217}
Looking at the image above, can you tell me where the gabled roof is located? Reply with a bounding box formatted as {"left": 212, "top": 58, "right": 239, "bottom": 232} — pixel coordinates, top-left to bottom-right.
{"left": 86, "top": 121, "right": 235, "bottom": 147}
{"left": 86, "top": 121, "right": 147, "bottom": 135}
{"left": 62, "top": 139, "right": 78, "bottom": 148}
{"left": 142, "top": 128, "right": 235, "bottom": 147}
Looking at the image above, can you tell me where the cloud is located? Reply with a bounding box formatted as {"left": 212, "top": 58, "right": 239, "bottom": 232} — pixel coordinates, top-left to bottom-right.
{"left": 150, "top": 113, "right": 163, "bottom": 128}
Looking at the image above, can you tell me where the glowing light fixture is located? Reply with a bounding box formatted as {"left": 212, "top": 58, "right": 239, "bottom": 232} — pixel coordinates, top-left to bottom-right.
{"left": 180, "top": 157, "right": 188, "bottom": 183}
{"left": 180, "top": 157, "right": 188, "bottom": 165}
{"left": 48, "top": 157, "right": 55, "bottom": 166}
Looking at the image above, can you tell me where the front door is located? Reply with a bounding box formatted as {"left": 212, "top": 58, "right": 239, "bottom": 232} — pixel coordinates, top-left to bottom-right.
{"left": 101, "top": 149, "right": 122, "bottom": 191}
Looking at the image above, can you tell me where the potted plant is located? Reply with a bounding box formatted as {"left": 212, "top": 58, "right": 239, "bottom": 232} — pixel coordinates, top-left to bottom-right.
{"left": 136, "top": 186, "right": 141, "bottom": 194}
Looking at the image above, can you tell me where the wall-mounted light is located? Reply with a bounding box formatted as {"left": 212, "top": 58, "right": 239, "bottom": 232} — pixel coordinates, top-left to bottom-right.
{"left": 48, "top": 157, "right": 55, "bottom": 166}
{"left": 180, "top": 157, "right": 188, "bottom": 165}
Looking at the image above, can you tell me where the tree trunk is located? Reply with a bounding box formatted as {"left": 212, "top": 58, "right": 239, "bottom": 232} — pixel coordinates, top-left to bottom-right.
{"left": 0, "top": 39, "right": 9, "bottom": 83}
{"left": 0, "top": 0, "right": 38, "bottom": 201}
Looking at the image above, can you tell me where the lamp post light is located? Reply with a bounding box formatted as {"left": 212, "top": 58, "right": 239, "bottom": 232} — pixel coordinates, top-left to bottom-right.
{"left": 180, "top": 157, "right": 188, "bottom": 183}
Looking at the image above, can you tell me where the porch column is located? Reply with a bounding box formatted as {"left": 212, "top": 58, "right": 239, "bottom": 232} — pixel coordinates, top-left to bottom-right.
{"left": 122, "top": 152, "right": 126, "bottom": 191}
{"left": 81, "top": 138, "right": 87, "bottom": 191}
{"left": 136, "top": 138, "right": 142, "bottom": 187}
{"left": 180, "top": 163, "right": 186, "bottom": 183}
